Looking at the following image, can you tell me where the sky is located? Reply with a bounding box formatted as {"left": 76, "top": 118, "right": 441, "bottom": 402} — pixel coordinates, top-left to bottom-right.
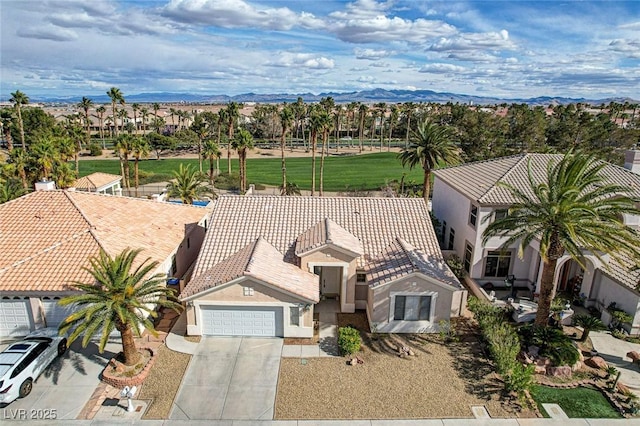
{"left": 1, "top": 0, "right": 639, "bottom": 100}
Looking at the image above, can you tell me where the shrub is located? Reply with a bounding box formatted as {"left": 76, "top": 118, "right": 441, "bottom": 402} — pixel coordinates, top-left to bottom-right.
{"left": 518, "top": 325, "right": 580, "bottom": 366}
{"left": 338, "top": 326, "right": 362, "bottom": 355}
{"left": 504, "top": 363, "right": 535, "bottom": 401}
{"left": 215, "top": 172, "right": 240, "bottom": 191}
{"left": 88, "top": 143, "right": 102, "bottom": 157}
{"left": 445, "top": 255, "right": 467, "bottom": 280}
{"left": 486, "top": 323, "right": 520, "bottom": 374}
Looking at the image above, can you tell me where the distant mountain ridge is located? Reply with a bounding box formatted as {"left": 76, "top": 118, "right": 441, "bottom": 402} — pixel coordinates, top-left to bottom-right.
{"left": 16, "top": 89, "right": 636, "bottom": 106}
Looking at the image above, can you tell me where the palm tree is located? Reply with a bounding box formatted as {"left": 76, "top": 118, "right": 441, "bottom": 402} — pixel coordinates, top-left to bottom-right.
{"left": 9, "top": 90, "right": 29, "bottom": 149}
{"left": 572, "top": 314, "right": 606, "bottom": 342}
{"left": 77, "top": 97, "right": 94, "bottom": 144}
{"left": 403, "top": 102, "right": 415, "bottom": 148}
{"left": 308, "top": 106, "right": 324, "bottom": 196}
{"left": 232, "top": 127, "right": 254, "bottom": 193}
{"left": 152, "top": 103, "right": 160, "bottom": 121}
{"left": 30, "top": 139, "right": 58, "bottom": 180}
{"left": 0, "top": 178, "right": 26, "bottom": 203}
{"left": 9, "top": 147, "right": 29, "bottom": 189}
{"left": 166, "top": 164, "right": 209, "bottom": 204}
{"left": 131, "top": 103, "right": 140, "bottom": 133}
{"left": 279, "top": 104, "right": 294, "bottom": 190}
{"left": 358, "top": 103, "right": 368, "bottom": 153}
{"left": 202, "top": 139, "right": 221, "bottom": 185}
{"left": 115, "top": 134, "right": 134, "bottom": 188}
{"left": 483, "top": 152, "right": 640, "bottom": 326}
{"left": 319, "top": 110, "right": 332, "bottom": 196}
{"left": 95, "top": 106, "right": 107, "bottom": 147}
{"left": 0, "top": 109, "right": 14, "bottom": 152}
{"left": 280, "top": 181, "right": 301, "bottom": 196}
{"left": 59, "top": 248, "right": 181, "bottom": 366}
{"left": 51, "top": 161, "right": 77, "bottom": 189}
{"left": 140, "top": 107, "right": 149, "bottom": 135}
{"left": 225, "top": 102, "right": 242, "bottom": 173}
{"left": 398, "top": 119, "right": 460, "bottom": 202}
{"left": 130, "top": 136, "right": 150, "bottom": 197}
{"left": 107, "top": 87, "right": 124, "bottom": 138}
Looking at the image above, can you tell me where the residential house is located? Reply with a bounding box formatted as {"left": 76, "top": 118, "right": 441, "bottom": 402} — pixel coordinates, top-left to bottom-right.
{"left": 181, "top": 196, "right": 466, "bottom": 337}
{"left": 73, "top": 172, "right": 123, "bottom": 196}
{"left": 0, "top": 190, "right": 208, "bottom": 338}
{"left": 432, "top": 151, "right": 640, "bottom": 332}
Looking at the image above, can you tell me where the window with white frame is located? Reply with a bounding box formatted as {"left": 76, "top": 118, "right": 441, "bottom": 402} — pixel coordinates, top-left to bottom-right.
{"left": 290, "top": 306, "right": 300, "bottom": 326}
{"left": 393, "top": 295, "right": 432, "bottom": 321}
{"left": 464, "top": 242, "right": 473, "bottom": 273}
{"left": 484, "top": 250, "right": 511, "bottom": 277}
{"left": 243, "top": 286, "right": 254, "bottom": 296}
{"left": 494, "top": 209, "right": 508, "bottom": 221}
{"left": 447, "top": 228, "right": 455, "bottom": 250}
{"left": 469, "top": 205, "right": 478, "bottom": 228}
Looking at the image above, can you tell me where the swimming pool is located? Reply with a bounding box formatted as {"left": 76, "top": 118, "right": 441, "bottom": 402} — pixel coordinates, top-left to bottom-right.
{"left": 168, "top": 199, "right": 210, "bottom": 207}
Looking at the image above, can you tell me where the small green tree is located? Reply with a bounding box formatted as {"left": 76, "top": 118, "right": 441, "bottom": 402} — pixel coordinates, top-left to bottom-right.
{"left": 166, "top": 163, "right": 210, "bottom": 204}
{"left": 338, "top": 326, "right": 362, "bottom": 355}
{"left": 572, "top": 314, "right": 606, "bottom": 342}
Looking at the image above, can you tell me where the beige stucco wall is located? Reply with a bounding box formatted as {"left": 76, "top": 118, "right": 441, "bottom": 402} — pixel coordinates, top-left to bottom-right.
{"left": 367, "top": 273, "right": 461, "bottom": 333}
{"left": 174, "top": 224, "right": 206, "bottom": 279}
{"left": 185, "top": 277, "right": 314, "bottom": 337}
{"left": 299, "top": 246, "right": 358, "bottom": 312}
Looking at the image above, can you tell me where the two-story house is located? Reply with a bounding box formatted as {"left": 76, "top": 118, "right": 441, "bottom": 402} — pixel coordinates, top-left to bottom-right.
{"left": 432, "top": 151, "right": 640, "bottom": 332}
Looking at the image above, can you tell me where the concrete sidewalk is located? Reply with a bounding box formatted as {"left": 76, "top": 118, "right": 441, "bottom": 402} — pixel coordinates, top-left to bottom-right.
{"left": 165, "top": 311, "right": 198, "bottom": 355}
{"left": 590, "top": 330, "right": 640, "bottom": 391}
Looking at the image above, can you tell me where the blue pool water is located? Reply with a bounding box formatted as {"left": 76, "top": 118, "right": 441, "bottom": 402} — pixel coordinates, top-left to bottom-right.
{"left": 168, "top": 200, "right": 210, "bottom": 207}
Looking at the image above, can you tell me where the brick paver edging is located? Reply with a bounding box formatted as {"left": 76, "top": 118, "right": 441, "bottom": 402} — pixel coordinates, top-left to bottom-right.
{"left": 101, "top": 347, "right": 157, "bottom": 388}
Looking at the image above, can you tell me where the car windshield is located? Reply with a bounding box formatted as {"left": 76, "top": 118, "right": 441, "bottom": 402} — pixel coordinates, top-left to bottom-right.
{"left": 0, "top": 364, "right": 13, "bottom": 378}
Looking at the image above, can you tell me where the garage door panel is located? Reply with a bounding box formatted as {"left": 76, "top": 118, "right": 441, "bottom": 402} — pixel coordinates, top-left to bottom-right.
{"left": 0, "top": 299, "right": 33, "bottom": 337}
{"left": 42, "top": 299, "right": 76, "bottom": 327}
{"left": 201, "top": 306, "right": 282, "bottom": 337}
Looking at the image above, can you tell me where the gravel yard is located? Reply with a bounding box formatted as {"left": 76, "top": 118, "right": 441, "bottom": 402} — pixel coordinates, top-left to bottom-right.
{"left": 138, "top": 345, "right": 192, "bottom": 419}
{"left": 275, "top": 315, "right": 533, "bottom": 419}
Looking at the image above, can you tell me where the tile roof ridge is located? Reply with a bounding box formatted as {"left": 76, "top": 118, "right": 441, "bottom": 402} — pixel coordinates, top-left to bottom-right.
{"left": 324, "top": 217, "right": 333, "bottom": 243}
{"left": 0, "top": 189, "right": 39, "bottom": 207}
{"left": 478, "top": 153, "right": 532, "bottom": 201}
{"left": 395, "top": 237, "right": 419, "bottom": 271}
{"left": 244, "top": 237, "right": 264, "bottom": 274}
{"left": 64, "top": 190, "right": 96, "bottom": 230}
{"left": 0, "top": 229, "right": 96, "bottom": 276}
{"left": 438, "top": 153, "right": 526, "bottom": 171}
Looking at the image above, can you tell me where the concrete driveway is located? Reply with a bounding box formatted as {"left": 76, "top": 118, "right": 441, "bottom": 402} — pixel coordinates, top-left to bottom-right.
{"left": 170, "top": 337, "right": 282, "bottom": 420}
{"left": 0, "top": 338, "right": 121, "bottom": 420}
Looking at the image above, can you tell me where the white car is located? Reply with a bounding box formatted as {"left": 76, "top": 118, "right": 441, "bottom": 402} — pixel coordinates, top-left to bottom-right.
{"left": 0, "top": 329, "right": 68, "bottom": 404}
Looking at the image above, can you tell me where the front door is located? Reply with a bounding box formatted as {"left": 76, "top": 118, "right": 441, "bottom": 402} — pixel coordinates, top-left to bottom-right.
{"left": 318, "top": 266, "right": 341, "bottom": 298}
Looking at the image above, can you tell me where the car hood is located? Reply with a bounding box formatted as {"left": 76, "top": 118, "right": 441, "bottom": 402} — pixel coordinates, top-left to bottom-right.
{"left": 27, "top": 328, "right": 64, "bottom": 339}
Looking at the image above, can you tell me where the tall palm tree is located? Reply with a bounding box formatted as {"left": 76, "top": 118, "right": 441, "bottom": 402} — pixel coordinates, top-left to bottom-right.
{"left": 59, "top": 248, "right": 181, "bottom": 366}
{"left": 319, "top": 110, "right": 332, "bottom": 196}
{"left": 107, "top": 87, "right": 124, "bottom": 138}
{"left": 279, "top": 104, "right": 294, "bottom": 190}
{"left": 202, "top": 139, "right": 221, "bottom": 184}
{"left": 30, "top": 139, "right": 58, "bottom": 180}
{"left": 77, "top": 97, "right": 94, "bottom": 144}
{"left": 483, "top": 152, "right": 640, "bottom": 326}
{"left": 131, "top": 103, "right": 140, "bottom": 133}
{"left": 115, "top": 133, "right": 134, "bottom": 188}
{"left": 398, "top": 119, "right": 460, "bottom": 202}
{"left": 225, "top": 102, "right": 242, "bottom": 173}
{"left": 280, "top": 181, "right": 301, "bottom": 196}
{"left": 232, "top": 127, "right": 254, "bottom": 193}
{"left": 9, "top": 147, "right": 29, "bottom": 189}
{"left": 403, "top": 102, "right": 415, "bottom": 148}
{"left": 140, "top": 107, "right": 149, "bottom": 135}
{"left": 51, "top": 161, "right": 77, "bottom": 189}
{"left": 152, "top": 103, "right": 160, "bottom": 121}
{"left": 308, "top": 106, "right": 324, "bottom": 196}
{"left": 0, "top": 109, "right": 14, "bottom": 152}
{"left": 9, "top": 90, "right": 29, "bottom": 149}
{"left": 166, "top": 164, "right": 209, "bottom": 204}
{"left": 375, "top": 102, "right": 387, "bottom": 151}
{"left": 130, "top": 136, "right": 149, "bottom": 197}
{"left": 358, "top": 103, "right": 368, "bottom": 153}
{"left": 95, "top": 106, "right": 106, "bottom": 147}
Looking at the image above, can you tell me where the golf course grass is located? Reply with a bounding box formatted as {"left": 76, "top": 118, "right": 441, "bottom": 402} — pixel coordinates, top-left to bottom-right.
{"left": 78, "top": 152, "right": 425, "bottom": 192}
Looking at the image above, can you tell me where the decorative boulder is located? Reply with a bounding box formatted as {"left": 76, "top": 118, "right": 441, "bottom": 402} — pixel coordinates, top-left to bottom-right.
{"left": 585, "top": 356, "right": 608, "bottom": 370}
{"left": 546, "top": 366, "right": 572, "bottom": 377}
{"left": 627, "top": 351, "right": 640, "bottom": 363}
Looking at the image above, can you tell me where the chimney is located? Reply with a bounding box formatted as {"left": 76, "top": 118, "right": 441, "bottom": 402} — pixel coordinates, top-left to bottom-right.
{"left": 34, "top": 179, "right": 56, "bottom": 191}
{"left": 624, "top": 147, "right": 640, "bottom": 175}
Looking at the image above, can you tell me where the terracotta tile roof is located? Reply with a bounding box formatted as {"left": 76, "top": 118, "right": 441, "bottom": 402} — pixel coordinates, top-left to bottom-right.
{"left": 0, "top": 191, "right": 208, "bottom": 292}
{"left": 74, "top": 172, "right": 122, "bottom": 190}
{"left": 434, "top": 153, "right": 640, "bottom": 205}
{"left": 182, "top": 237, "right": 319, "bottom": 302}
{"left": 603, "top": 253, "right": 640, "bottom": 291}
{"left": 295, "top": 218, "right": 363, "bottom": 256}
{"left": 192, "top": 196, "right": 449, "bottom": 289}
{"left": 366, "top": 238, "right": 461, "bottom": 289}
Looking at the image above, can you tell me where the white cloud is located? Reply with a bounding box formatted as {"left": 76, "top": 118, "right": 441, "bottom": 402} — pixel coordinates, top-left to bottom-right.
{"left": 332, "top": 15, "right": 457, "bottom": 44}
{"left": 419, "top": 63, "right": 466, "bottom": 73}
{"left": 428, "top": 30, "right": 516, "bottom": 53}
{"left": 17, "top": 25, "right": 78, "bottom": 42}
{"left": 354, "top": 48, "right": 393, "bottom": 60}
{"left": 609, "top": 39, "right": 640, "bottom": 58}
{"left": 268, "top": 53, "right": 335, "bottom": 69}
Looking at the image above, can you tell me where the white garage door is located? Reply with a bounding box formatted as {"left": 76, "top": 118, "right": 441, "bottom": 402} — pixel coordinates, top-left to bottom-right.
{"left": 0, "top": 297, "right": 33, "bottom": 337}
{"left": 42, "top": 297, "right": 75, "bottom": 328}
{"left": 200, "top": 306, "right": 282, "bottom": 337}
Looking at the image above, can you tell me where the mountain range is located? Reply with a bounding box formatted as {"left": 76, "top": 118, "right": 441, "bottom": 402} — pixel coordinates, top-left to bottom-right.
{"left": 16, "top": 88, "right": 636, "bottom": 106}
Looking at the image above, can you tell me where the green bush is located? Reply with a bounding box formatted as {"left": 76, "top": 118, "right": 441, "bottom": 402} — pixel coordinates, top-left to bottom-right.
{"left": 215, "top": 172, "right": 240, "bottom": 191}
{"left": 88, "top": 143, "right": 102, "bottom": 157}
{"left": 338, "top": 326, "right": 362, "bottom": 355}
{"left": 518, "top": 325, "right": 580, "bottom": 366}
{"left": 504, "top": 363, "right": 535, "bottom": 401}
{"left": 445, "top": 254, "right": 467, "bottom": 280}
{"left": 486, "top": 323, "right": 520, "bottom": 374}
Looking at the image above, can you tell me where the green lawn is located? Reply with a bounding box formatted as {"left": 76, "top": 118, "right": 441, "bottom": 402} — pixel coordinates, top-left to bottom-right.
{"left": 531, "top": 385, "right": 622, "bottom": 419}
{"left": 78, "top": 152, "right": 425, "bottom": 192}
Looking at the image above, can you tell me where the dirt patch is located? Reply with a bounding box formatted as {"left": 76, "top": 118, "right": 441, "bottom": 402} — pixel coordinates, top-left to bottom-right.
{"left": 276, "top": 314, "right": 533, "bottom": 419}
{"left": 138, "top": 345, "right": 191, "bottom": 419}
